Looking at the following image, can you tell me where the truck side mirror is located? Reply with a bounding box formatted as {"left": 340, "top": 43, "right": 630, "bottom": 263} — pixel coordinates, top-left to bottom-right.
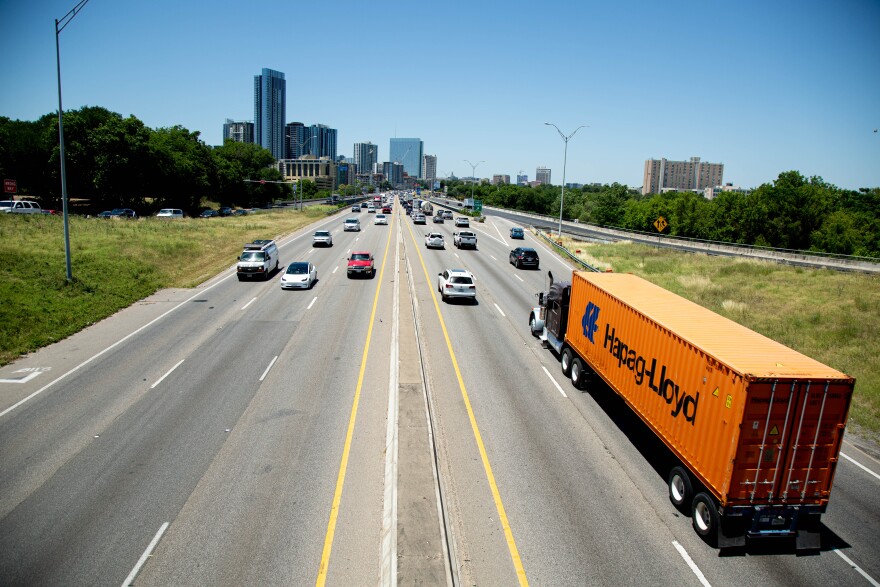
{"left": 537, "top": 292, "right": 544, "bottom": 305}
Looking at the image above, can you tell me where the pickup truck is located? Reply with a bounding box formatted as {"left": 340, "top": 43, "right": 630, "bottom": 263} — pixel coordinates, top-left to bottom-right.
{"left": 347, "top": 251, "right": 375, "bottom": 278}
{"left": 453, "top": 231, "right": 477, "bottom": 249}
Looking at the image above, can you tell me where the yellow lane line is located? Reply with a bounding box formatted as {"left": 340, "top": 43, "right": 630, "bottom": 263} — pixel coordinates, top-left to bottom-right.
{"left": 316, "top": 209, "right": 397, "bottom": 586}
{"left": 402, "top": 218, "right": 529, "bottom": 586}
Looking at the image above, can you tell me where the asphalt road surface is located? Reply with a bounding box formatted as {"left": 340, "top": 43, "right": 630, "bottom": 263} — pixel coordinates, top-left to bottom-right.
{"left": 1, "top": 201, "right": 878, "bottom": 586}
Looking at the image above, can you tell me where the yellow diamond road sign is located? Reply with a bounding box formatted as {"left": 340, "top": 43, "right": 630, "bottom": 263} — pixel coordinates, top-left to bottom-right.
{"left": 653, "top": 216, "right": 668, "bottom": 232}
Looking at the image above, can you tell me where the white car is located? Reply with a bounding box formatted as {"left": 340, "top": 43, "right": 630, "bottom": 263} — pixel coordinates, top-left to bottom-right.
{"left": 367, "top": 204, "right": 376, "bottom": 213}
{"left": 312, "top": 230, "right": 333, "bottom": 247}
{"left": 280, "top": 261, "right": 317, "bottom": 289}
{"left": 156, "top": 208, "right": 184, "bottom": 219}
{"left": 344, "top": 218, "right": 361, "bottom": 231}
{"left": 374, "top": 213, "right": 388, "bottom": 225}
{"left": 437, "top": 268, "right": 476, "bottom": 302}
{"left": 454, "top": 216, "right": 470, "bottom": 227}
{"left": 425, "top": 232, "right": 445, "bottom": 249}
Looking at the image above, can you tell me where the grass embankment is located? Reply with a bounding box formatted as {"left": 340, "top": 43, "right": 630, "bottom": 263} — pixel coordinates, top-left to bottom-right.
{"left": 544, "top": 233, "right": 880, "bottom": 443}
{"left": 0, "top": 207, "right": 333, "bottom": 365}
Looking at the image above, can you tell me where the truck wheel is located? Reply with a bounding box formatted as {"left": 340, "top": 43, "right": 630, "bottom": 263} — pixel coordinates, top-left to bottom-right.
{"left": 571, "top": 358, "right": 586, "bottom": 389}
{"left": 692, "top": 493, "right": 719, "bottom": 543}
{"left": 561, "top": 348, "right": 573, "bottom": 376}
{"left": 529, "top": 315, "right": 539, "bottom": 337}
{"left": 668, "top": 467, "right": 693, "bottom": 511}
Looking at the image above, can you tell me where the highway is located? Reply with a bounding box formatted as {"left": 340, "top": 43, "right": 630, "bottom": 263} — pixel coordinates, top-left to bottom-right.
{"left": 0, "top": 199, "right": 878, "bottom": 586}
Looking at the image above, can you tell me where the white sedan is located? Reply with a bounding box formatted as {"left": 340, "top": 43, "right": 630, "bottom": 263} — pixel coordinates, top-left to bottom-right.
{"left": 374, "top": 213, "right": 388, "bottom": 225}
{"left": 280, "top": 261, "right": 317, "bottom": 289}
{"left": 425, "top": 232, "right": 445, "bottom": 249}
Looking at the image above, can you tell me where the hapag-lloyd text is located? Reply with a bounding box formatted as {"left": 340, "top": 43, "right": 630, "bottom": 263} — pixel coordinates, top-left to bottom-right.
{"left": 603, "top": 324, "right": 700, "bottom": 425}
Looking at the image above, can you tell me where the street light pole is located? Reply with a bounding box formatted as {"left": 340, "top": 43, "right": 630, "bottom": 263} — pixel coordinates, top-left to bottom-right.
{"left": 464, "top": 159, "right": 484, "bottom": 206}
{"left": 545, "top": 122, "right": 587, "bottom": 239}
{"left": 55, "top": 0, "right": 89, "bottom": 282}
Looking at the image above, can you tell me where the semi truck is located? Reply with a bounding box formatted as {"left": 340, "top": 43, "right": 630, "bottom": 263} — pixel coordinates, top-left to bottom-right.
{"left": 529, "top": 271, "right": 854, "bottom": 549}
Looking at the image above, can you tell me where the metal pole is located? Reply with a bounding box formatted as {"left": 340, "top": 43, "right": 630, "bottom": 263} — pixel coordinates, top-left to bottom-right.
{"left": 464, "top": 160, "right": 483, "bottom": 208}
{"left": 545, "top": 123, "right": 587, "bottom": 239}
{"left": 55, "top": 19, "right": 72, "bottom": 282}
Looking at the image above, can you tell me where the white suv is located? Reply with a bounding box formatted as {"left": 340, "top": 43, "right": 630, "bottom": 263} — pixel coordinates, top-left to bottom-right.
{"left": 437, "top": 269, "right": 476, "bottom": 302}
{"left": 344, "top": 218, "right": 361, "bottom": 231}
{"left": 0, "top": 200, "right": 42, "bottom": 214}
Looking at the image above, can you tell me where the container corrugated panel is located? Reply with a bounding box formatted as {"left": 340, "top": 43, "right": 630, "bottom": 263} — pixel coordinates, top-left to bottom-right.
{"left": 566, "top": 272, "right": 854, "bottom": 507}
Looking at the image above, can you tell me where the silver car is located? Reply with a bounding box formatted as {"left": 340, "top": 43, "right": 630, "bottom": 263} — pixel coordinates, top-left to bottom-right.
{"left": 313, "top": 230, "right": 333, "bottom": 247}
{"left": 280, "top": 261, "right": 317, "bottom": 289}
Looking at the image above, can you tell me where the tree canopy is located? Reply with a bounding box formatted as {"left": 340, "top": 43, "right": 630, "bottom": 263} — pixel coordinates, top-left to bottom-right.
{"left": 0, "top": 107, "right": 288, "bottom": 214}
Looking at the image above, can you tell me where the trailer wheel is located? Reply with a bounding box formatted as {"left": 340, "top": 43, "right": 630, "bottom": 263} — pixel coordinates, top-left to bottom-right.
{"left": 668, "top": 466, "right": 693, "bottom": 511}
{"left": 571, "top": 358, "right": 586, "bottom": 389}
{"left": 561, "top": 348, "right": 573, "bottom": 376}
{"left": 692, "top": 493, "right": 719, "bottom": 543}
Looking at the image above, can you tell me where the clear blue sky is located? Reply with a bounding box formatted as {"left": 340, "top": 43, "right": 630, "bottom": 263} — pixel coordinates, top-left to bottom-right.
{"left": 2, "top": 0, "right": 878, "bottom": 190}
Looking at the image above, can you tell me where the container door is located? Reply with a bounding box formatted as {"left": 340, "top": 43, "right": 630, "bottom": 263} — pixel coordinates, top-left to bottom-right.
{"left": 730, "top": 380, "right": 851, "bottom": 506}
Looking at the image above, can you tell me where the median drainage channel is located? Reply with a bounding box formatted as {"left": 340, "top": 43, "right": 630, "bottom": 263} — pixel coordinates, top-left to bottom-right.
{"left": 389, "top": 226, "right": 458, "bottom": 586}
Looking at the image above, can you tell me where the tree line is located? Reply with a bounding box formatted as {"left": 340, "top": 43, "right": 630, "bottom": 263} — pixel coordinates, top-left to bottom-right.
{"left": 0, "top": 106, "right": 315, "bottom": 214}
{"left": 3, "top": 106, "right": 876, "bottom": 256}
{"left": 442, "top": 173, "right": 879, "bottom": 257}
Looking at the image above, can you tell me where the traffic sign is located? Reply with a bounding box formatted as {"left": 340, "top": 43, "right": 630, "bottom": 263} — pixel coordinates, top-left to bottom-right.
{"left": 653, "top": 216, "right": 668, "bottom": 232}
{"left": 474, "top": 200, "right": 483, "bottom": 213}
{"left": 4, "top": 179, "right": 16, "bottom": 194}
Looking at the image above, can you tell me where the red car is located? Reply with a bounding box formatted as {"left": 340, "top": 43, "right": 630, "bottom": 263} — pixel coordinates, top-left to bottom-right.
{"left": 347, "top": 251, "right": 375, "bottom": 278}
{"left": 382, "top": 206, "right": 391, "bottom": 214}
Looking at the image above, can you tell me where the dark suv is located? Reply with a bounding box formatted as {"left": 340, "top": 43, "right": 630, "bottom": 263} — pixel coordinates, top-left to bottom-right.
{"left": 509, "top": 247, "right": 539, "bottom": 269}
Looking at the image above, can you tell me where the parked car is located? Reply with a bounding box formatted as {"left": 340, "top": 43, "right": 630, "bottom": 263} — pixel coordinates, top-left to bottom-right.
{"left": 425, "top": 232, "right": 445, "bottom": 249}
{"left": 280, "top": 261, "right": 317, "bottom": 290}
{"left": 454, "top": 217, "right": 470, "bottom": 227}
{"left": 437, "top": 268, "right": 476, "bottom": 302}
{"left": 510, "top": 246, "right": 540, "bottom": 269}
{"left": 312, "top": 230, "right": 333, "bottom": 247}
{"left": 344, "top": 218, "right": 361, "bottom": 232}
{"left": 110, "top": 208, "right": 137, "bottom": 218}
{"left": 156, "top": 208, "right": 184, "bottom": 219}
{"left": 218, "top": 207, "right": 234, "bottom": 217}
{"left": 413, "top": 214, "right": 427, "bottom": 225}
{"left": 374, "top": 213, "right": 388, "bottom": 225}
{"left": 199, "top": 209, "right": 219, "bottom": 218}
{"left": 510, "top": 227, "right": 525, "bottom": 239}
{"left": 347, "top": 251, "right": 375, "bottom": 278}
{"left": 0, "top": 200, "right": 42, "bottom": 214}
{"left": 233, "top": 209, "right": 249, "bottom": 216}
{"left": 97, "top": 210, "right": 113, "bottom": 218}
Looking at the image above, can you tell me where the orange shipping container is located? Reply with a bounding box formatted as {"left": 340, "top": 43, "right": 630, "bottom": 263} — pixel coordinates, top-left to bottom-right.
{"left": 536, "top": 271, "right": 854, "bottom": 548}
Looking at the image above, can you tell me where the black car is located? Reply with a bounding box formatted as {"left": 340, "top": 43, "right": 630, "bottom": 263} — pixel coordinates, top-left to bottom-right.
{"left": 110, "top": 208, "right": 137, "bottom": 218}
{"left": 509, "top": 247, "right": 540, "bottom": 269}
{"left": 199, "top": 209, "right": 219, "bottom": 218}
{"left": 218, "top": 207, "right": 234, "bottom": 217}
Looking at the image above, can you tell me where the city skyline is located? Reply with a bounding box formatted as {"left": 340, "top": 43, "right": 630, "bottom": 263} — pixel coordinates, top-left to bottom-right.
{"left": 2, "top": 1, "right": 878, "bottom": 190}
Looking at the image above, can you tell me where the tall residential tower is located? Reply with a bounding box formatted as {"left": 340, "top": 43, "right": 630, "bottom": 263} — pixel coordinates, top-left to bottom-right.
{"left": 254, "top": 68, "right": 286, "bottom": 159}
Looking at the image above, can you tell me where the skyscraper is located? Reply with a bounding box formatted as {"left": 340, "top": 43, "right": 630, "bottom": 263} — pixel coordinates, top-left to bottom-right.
{"left": 422, "top": 154, "right": 437, "bottom": 181}
{"left": 389, "top": 138, "right": 423, "bottom": 178}
{"left": 254, "top": 68, "right": 286, "bottom": 159}
{"left": 536, "top": 167, "right": 551, "bottom": 185}
{"left": 354, "top": 142, "right": 378, "bottom": 175}
{"left": 285, "top": 122, "right": 307, "bottom": 159}
{"left": 308, "top": 124, "right": 337, "bottom": 160}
